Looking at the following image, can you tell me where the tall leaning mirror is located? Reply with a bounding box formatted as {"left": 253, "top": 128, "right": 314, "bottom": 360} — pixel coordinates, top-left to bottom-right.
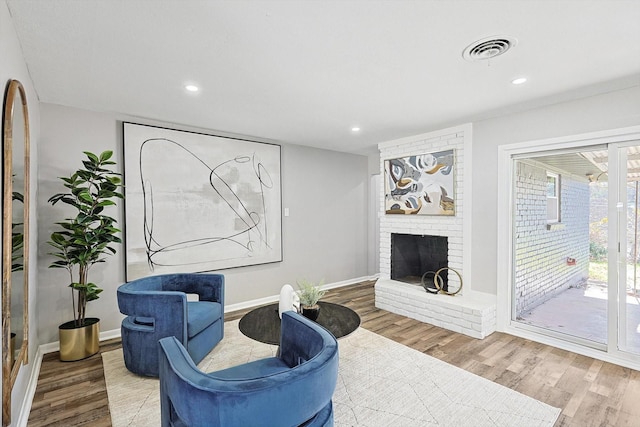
{"left": 2, "top": 79, "right": 30, "bottom": 427}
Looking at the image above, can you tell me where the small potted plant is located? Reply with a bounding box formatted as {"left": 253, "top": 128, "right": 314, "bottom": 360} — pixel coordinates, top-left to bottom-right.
{"left": 296, "top": 279, "right": 327, "bottom": 321}
{"left": 47, "top": 150, "right": 123, "bottom": 361}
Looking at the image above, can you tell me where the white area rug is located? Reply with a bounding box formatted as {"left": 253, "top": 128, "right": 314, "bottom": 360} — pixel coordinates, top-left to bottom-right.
{"left": 103, "top": 321, "right": 561, "bottom": 427}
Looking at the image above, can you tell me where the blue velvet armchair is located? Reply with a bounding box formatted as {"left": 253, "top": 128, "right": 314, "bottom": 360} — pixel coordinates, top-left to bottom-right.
{"left": 117, "top": 273, "right": 224, "bottom": 377}
{"left": 158, "top": 311, "right": 339, "bottom": 427}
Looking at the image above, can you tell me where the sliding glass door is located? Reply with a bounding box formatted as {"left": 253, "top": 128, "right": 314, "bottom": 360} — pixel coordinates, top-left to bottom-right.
{"left": 612, "top": 144, "right": 640, "bottom": 356}
{"left": 511, "top": 147, "right": 609, "bottom": 348}
{"left": 510, "top": 141, "right": 640, "bottom": 359}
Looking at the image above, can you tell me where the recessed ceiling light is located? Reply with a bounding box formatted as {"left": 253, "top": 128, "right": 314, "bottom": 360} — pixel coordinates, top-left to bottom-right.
{"left": 351, "top": 127, "right": 361, "bottom": 132}
{"left": 185, "top": 84, "right": 199, "bottom": 92}
{"left": 511, "top": 77, "right": 527, "bottom": 85}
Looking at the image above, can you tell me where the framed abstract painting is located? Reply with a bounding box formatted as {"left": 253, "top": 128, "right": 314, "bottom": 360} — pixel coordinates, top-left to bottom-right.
{"left": 123, "top": 122, "right": 282, "bottom": 281}
{"left": 384, "top": 149, "right": 455, "bottom": 215}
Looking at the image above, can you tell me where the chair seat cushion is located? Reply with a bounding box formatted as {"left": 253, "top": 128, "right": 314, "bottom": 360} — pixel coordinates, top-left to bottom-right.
{"left": 187, "top": 301, "right": 222, "bottom": 338}
{"left": 209, "top": 357, "right": 290, "bottom": 380}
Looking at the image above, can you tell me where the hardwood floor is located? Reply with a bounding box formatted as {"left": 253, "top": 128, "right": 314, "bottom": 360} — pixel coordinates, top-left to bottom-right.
{"left": 28, "top": 281, "right": 639, "bottom": 426}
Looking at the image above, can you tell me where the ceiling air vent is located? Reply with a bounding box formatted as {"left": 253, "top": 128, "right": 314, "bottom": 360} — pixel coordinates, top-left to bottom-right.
{"left": 462, "top": 36, "right": 518, "bottom": 61}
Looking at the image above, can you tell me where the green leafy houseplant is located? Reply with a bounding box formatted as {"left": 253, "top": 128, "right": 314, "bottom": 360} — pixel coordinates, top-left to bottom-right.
{"left": 47, "top": 150, "right": 123, "bottom": 328}
{"left": 296, "top": 279, "right": 327, "bottom": 309}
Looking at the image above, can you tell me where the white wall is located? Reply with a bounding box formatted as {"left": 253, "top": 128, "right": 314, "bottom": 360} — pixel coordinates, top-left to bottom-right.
{"left": 366, "top": 152, "right": 381, "bottom": 275}
{"left": 1, "top": 1, "right": 41, "bottom": 424}
{"left": 472, "top": 84, "right": 640, "bottom": 295}
{"left": 37, "top": 103, "right": 370, "bottom": 344}
{"left": 37, "top": 105, "right": 125, "bottom": 344}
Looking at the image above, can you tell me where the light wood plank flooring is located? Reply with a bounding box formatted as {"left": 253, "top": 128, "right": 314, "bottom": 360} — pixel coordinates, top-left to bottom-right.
{"left": 27, "top": 281, "right": 639, "bottom": 426}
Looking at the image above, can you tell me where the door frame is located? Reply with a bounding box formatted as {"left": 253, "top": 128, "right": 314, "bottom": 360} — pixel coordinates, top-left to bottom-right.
{"left": 497, "top": 125, "right": 640, "bottom": 371}
{"left": 609, "top": 140, "right": 640, "bottom": 356}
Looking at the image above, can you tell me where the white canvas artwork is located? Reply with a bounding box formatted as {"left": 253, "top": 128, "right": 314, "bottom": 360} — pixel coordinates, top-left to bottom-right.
{"left": 123, "top": 123, "right": 282, "bottom": 281}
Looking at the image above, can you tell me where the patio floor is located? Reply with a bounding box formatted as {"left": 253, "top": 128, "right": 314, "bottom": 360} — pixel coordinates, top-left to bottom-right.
{"left": 518, "top": 281, "right": 640, "bottom": 353}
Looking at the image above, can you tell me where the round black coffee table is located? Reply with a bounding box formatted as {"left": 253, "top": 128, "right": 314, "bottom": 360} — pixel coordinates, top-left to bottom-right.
{"left": 238, "top": 301, "right": 361, "bottom": 345}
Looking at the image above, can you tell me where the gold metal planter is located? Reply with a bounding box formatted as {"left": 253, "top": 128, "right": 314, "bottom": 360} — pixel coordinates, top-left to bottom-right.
{"left": 58, "top": 318, "right": 100, "bottom": 361}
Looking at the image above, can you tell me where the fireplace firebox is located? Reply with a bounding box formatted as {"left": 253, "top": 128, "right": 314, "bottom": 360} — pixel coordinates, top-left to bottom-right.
{"left": 390, "top": 233, "right": 448, "bottom": 291}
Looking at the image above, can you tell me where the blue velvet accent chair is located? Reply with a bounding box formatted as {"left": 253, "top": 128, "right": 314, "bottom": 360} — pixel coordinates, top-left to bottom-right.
{"left": 158, "top": 311, "right": 339, "bottom": 427}
{"left": 117, "top": 273, "right": 224, "bottom": 377}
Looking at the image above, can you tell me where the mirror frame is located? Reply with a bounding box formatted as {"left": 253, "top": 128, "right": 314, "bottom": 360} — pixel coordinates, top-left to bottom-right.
{"left": 2, "top": 79, "right": 30, "bottom": 427}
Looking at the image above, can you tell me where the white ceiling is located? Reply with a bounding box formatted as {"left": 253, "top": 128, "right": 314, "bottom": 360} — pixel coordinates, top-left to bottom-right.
{"left": 6, "top": 0, "right": 640, "bottom": 154}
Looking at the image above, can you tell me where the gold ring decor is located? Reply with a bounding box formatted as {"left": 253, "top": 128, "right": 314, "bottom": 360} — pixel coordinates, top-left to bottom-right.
{"left": 434, "top": 267, "right": 463, "bottom": 296}
{"left": 421, "top": 271, "right": 439, "bottom": 294}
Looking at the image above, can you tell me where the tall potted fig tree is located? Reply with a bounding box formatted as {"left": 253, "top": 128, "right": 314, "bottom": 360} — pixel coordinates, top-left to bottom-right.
{"left": 48, "top": 150, "right": 123, "bottom": 361}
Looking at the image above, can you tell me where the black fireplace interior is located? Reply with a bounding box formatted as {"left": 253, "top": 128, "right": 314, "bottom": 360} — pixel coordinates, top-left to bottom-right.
{"left": 391, "top": 233, "right": 448, "bottom": 290}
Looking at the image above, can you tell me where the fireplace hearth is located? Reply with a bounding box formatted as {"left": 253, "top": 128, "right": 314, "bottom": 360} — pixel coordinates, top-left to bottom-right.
{"left": 390, "top": 233, "right": 448, "bottom": 291}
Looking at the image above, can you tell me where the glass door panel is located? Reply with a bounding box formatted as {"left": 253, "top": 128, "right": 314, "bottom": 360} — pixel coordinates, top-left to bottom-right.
{"left": 618, "top": 145, "right": 640, "bottom": 355}
{"left": 512, "top": 148, "right": 610, "bottom": 348}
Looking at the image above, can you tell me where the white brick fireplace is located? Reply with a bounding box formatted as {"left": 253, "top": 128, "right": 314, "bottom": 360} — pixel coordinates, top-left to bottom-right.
{"left": 375, "top": 124, "right": 496, "bottom": 339}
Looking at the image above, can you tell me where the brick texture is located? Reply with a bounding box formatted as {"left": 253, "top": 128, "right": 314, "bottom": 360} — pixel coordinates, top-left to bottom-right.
{"left": 514, "top": 161, "right": 589, "bottom": 317}
{"left": 375, "top": 127, "right": 497, "bottom": 338}
{"left": 378, "top": 131, "right": 464, "bottom": 282}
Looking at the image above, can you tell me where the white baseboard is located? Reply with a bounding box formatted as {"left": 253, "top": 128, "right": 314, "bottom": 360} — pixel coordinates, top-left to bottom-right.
{"left": 223, "top": 275, "right": 378, "bottom": 313}
{"left": 15, "top": 346, "right": 44, "bottom": 427}
{"left": 100, "top": 327, "right": 122, "bottom": 342}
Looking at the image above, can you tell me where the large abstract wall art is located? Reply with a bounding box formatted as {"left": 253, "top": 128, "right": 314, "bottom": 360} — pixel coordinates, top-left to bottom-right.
{"left": 384, "top": 149, "right": 455, "bottom": 215}
{"left": 123, "top": 123, "right": 282, "bottom": 281}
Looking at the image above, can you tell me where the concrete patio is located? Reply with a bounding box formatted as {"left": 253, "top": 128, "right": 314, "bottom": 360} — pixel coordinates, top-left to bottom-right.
{"left": 518, "top": 281, "right": 640, "bottom": 353}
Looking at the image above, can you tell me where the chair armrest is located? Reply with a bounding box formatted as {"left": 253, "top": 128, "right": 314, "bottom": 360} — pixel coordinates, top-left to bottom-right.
{"left": 279, "top": 312, "right": 333, "bottom": 368}
{"left": 118, "top": 289, "right": 188, "bottom": 342}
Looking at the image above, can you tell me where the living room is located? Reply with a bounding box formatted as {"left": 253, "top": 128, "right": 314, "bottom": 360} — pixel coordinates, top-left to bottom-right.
{"left": 2, "top": 1, "right": 640, "bottom": 426}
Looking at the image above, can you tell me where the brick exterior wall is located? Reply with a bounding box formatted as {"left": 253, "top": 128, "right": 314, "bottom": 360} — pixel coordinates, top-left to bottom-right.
{"left": 514, "top": 161, "right": 590, "bottom": 317}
